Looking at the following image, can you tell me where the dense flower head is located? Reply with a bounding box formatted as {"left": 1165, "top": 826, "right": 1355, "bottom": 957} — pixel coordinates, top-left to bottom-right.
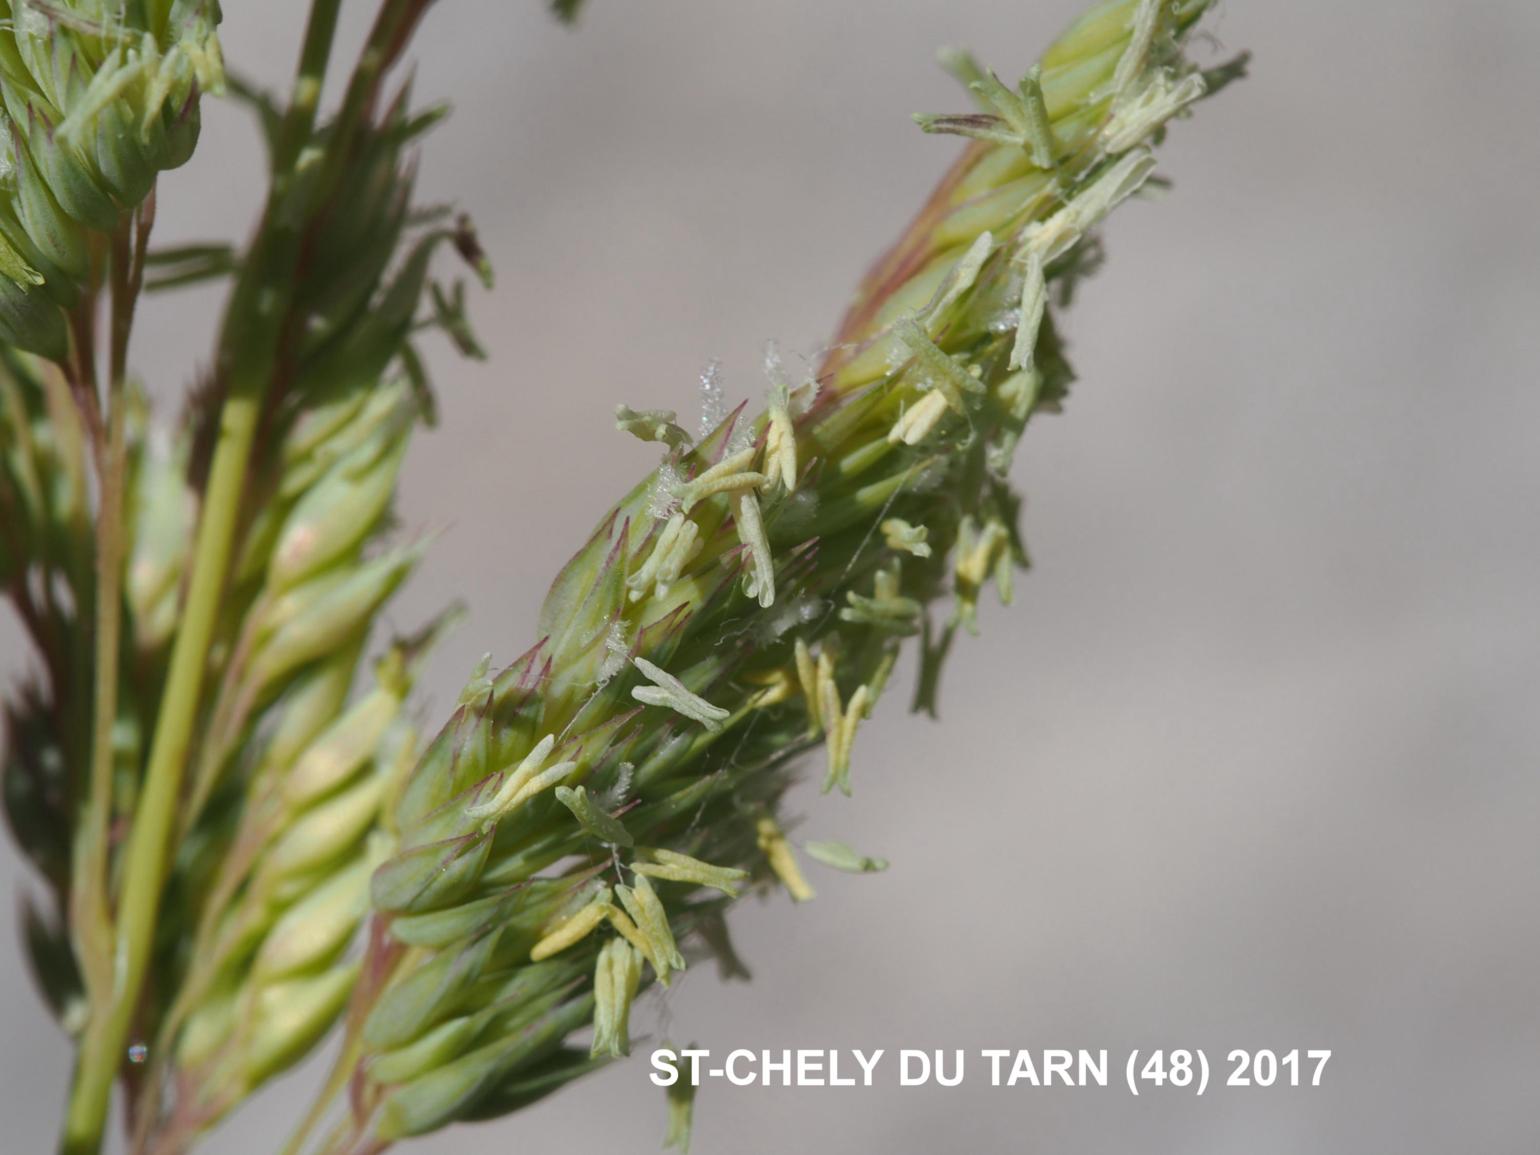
{"left": 0, "top": 0, "right": 223, "bottom": 356}
{"left": 0, "top": 2, "right": 1240, "bottom": 1151}
{"left": 326, "top": 1, "right": 1236, "bottom": 1146}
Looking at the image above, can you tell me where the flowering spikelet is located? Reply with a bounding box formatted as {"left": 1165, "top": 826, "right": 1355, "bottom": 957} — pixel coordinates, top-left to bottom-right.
{"left": 0, "top": 0, "right": 224, "bottom": 356}
{"left": 335, "top": 0, "right": 1237, "bottom": 1143}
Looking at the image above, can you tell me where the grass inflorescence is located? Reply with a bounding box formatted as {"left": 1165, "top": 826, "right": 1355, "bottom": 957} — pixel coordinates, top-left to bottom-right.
{"left": 0, "top": 2, "right": 1240, "bottom": 1152}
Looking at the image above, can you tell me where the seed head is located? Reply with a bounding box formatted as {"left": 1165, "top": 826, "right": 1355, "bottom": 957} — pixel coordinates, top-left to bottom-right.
{"left": 341, "top": 3, "right": 1237, "bottom": 1143}
{"left": 0, "top": 0, "right": 224, "bottom": 356}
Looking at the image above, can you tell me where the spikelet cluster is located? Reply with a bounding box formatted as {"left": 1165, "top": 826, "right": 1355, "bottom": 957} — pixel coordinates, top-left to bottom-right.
{"left": 168, "top": 640, "right": 425, "bottom": 1121}
{"left": 1, "top": 2, "right": 1238, "bottom": 1149}
{"left": 149, "top": 380, "right": 430, "bottom": 1126}
{"left": 2, "top": 62, "right": 489, "bottom": 1145}
{"left": 133, "top": 88, "right": 492, "bottom": 1134}
{"left": 0, "top": 0, "right": 224, "bottom": 356}
{"left": 323, "top": 1, "right": 1235, "bottom": 1145}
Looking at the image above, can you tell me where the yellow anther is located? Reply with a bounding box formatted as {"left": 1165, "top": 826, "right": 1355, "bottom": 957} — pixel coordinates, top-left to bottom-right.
{"left": 677, "top": 447, "right": 767, "bottom": 512}
{"left": 530, "top": 893, "right": 615, "bottom": 961}
{"left": 734, "top": 491, "right": 776, "bottom": 608}
{"left": 464, "top": 734, "right": 578, "bottom": 822}
{"left": 887, "top": 389, "right": 951, "bottom": 446}
{"left": 756, "top": 817, "right": 814, "bottom": 902}
{"left": 632, "top": 849, "right": 748, "bottom": 897}
{"left": 881, "top": 518, "right": 932, "bottom": 558}
{"left": 794, "top": 639, "right": 820, "bottom": 734}
{"left": 764, "top": 400, "right": 799, "bottom": 492}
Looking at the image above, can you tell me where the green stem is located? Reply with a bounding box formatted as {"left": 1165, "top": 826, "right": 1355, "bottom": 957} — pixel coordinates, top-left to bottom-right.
{"left": 61, "top": 381, "right": 262, "bottom": 1155}
{"left": 68, "top": 208, "right": 143, "bottom": 1023}
{"left": 61, "top": 258, "right": 104, "bottom": 850}
{"left": 58, "top": 6, "right": 346, "bottom": 1153}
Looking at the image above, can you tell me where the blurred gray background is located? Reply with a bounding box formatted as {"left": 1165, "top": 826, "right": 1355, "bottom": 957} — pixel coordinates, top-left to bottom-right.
{"left": 4, "top": 1, "right": 1540, "bottom": 1151}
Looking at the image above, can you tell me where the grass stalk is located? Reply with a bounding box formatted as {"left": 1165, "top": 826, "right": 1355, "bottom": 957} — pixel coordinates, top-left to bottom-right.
{"left": 68, "top": 198, "right": 152, "bottom": 1038}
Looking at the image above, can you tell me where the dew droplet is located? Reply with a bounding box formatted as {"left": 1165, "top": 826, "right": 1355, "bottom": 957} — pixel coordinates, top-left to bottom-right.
{"left": 127, "top": 1042, "right": 148, "bottom": 1064}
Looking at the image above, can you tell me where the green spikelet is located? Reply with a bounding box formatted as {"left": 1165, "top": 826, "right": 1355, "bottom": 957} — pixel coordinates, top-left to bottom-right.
{"left": 129, "top": 91, "right": 489, "bottom": 1139}
{"left": 162, "top": 638, "right": 427, "bottom": 1124}
{"left": 0, "top": 0, "right": 224, "bottom": 356}
{"left": 331, "top": 0, "right": 1238, "bottom": 1143}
